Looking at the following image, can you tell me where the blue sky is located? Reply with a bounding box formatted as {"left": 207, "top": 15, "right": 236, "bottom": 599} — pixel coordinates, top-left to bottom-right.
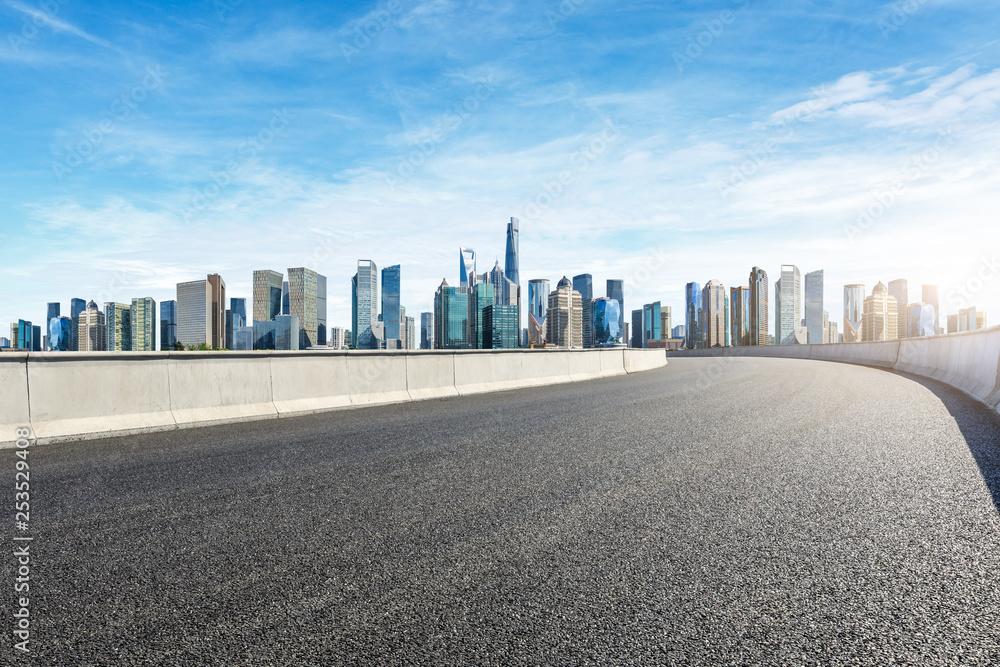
{"left": 2, "top": 0, "right": 998, "bottom": 337}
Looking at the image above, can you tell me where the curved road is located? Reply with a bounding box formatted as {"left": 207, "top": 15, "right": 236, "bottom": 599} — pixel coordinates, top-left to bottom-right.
{"left": 10, "top": 357, "right": 1000, "bottom": 665}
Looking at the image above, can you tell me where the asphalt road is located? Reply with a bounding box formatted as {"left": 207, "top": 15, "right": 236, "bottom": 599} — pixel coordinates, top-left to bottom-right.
{"left": 7, "top": 357, "right": 1000, "bottom": 665}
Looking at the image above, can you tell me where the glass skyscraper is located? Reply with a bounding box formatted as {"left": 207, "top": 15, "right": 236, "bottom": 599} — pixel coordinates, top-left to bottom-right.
{"left": 573, "top": 274, "right": 594, "bottom": 348}
{"left": 131, "top": 297, "right": 157, "bottom": 351}
{"left": 606, "top": 279, "right": 624, "bottom": 337}
{"left": 420, "top": 312, "right": 433, "bottom": 349}
{"left": 160, "top": 300, "right": 177, "bottom": 350}
{"left": 528, "top": 279, "right": 550, "bottom": 347}
{"left": 483, "top": 304, "right": 519, "bottom": 349}
{"left": 805, "top": 269, "right": 824, "bottom": 344}
{"left": 49, "top": 316, "right": 72, "bottom": 351}
{"left": 685, "top": 282, "right": 703, "bottom": 349}
{"left": 70, "top": 297, "right": 86, "bottom": 351}
{"left": 317, "top": 274, "right": 327, "bottom": 346}
{"left": 469, "top": 282, "right": 495, "bottom": 349}
{"left": 252, "top": 270, "right": 283, "bottom": 323}
{"left": 844, "top": 284, "right": 865, "bottom": 342}
{"left": 631, "top": 309, "right": 643, "bottom": 348}
{"left": 105, "top": 302, "right": 132, "bottom": 351}
{"left": 434, "top": 279, "right": 469, "bottom": 349}
{"left": 642, "top": 301, "right": 662, "bottom": 347}
{"left": 288, "top": 267, "right": 321, "bottom": 349}
{"left": 749, "top": 267, "right": 768, "bottom": 346}
{"left": 775, "top": 265, "right": 801, "bottom": 346}
{"left": 702, "top": 280, "right": 727, "bottom": 348}
{"left": 505, "top": 217, "right": 521, "bottom": 342}
{"left": 730, "top": 286, "right": 751, "bottom": 347}
{"left": 352, "top": 260, "right": 379, "bottom": 349}
{"left": 922, "top": 284, "right": 940, "bottom": 335}
{"left": 382, "top": 264, "right": 402, "bottom": 346}
{"left": 459, "top": 248, "right": 477, "bottom": 289}
{"left": 592, "top": 297, "right": 622, "bottom": 346}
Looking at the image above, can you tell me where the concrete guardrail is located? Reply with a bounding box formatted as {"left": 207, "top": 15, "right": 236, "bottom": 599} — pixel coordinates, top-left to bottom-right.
{"left": 669, "top": 326, "right": 1000, "bottom": 416}
{"left": 0, "top": 348, "right": 667, "bottom": 446}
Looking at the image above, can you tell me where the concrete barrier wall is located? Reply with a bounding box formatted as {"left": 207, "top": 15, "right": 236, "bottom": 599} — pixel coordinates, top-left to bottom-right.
{"left": 668, "top": 327, "right": 1000, "bottom": 415}
{"left": 0, "top": 348, "right": 666, "bottom": 445}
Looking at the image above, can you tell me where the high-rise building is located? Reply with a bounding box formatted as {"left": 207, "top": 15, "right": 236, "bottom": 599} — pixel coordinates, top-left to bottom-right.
{"left": 592, "top": 297, "right": 623, "bottom": 347}
{"left": 844, "top": 284, "right": 865, "bottom": 343}
{"left": 630, "top": 309, "right": 643, "bottom": 348}
{"left": 672, "top": 324, "right": 686, "bottom": 340}
{"left": 274, "top": 314, "right": 299, "bottom": 350}
{"left": 105, "top": 302, "right": 132, "bottom": 351}
{"left": 46, "top": 302, "right": 60, "bottom": 327}
{"left": 805, "top": 270, "right": 824, "bottom": 344}
{"left": 160, "top": 300, "right": 177, "bottom": 350}
{"left": 730, "top": 286, "right": 750, "bottom": 347}
{"left": 70, "top": 297, "right": 86, "bottom": 351}
{"left": 922, "top": 285, "right": 940, "bottom": 335}
{"left": 888, "top": 279, "right": 908, "bottom": 340}
{"left": 459, "top": 248, "right": 477, "bottom": 289}
{"left": 420, "top": 312, "right": 433, "bottom": 349}
{"left": 469, "top": 282, "right": 495, "bottom": 349}
{"left": 252, "top": 270, "right": 283, "bottom": 323}
{"left": 405, "top": 315, "right": 415, "bottom": 350}
{"left": 827, "top": 320, "right": 839, "bottom": 344}
{"left": 749, "top": 268, "right": 768, "bottom": 346}
{"left": 642, "top": 301, "right": 662, "bottom": 348}
{"left": 381, "top": 264, "right": 401, "bottom": 348}
{"left": 702, "top": 280, "right": 727, "bottom": 348}
{"left": 281, "top": 280, "right": 290, "bottom": 316}
{"left": 131, "top": 297, "right": 156, "bottom": 351}
{"left": 176, "top": 275, "right": 226, "bottom": 348}
{"left": 49, "top": 316, "right": 72, "bottom": 351}
{"left": 958, "top": 307, "right": 986, "bottom": 332}
{"left": 948, "top": 314, "right": 959, "bottom": 334}
{"left": 352, "top": 260, "right": 379, "bottom": 350}
{"left": 330, "top": 326, "right": 347, "bottom": 349}
{"left": 606, "top": 279, "right": 624, "bottom": 338}
{"left": 528, "top": 279, "right": 550, "bottom": 347}
{"left": 288, "top": 267, "right": 322, "bottom": 349}
{"left": 483, "top": 304, "right": 519, "bottom": 349}
{"left": 317, "top": 274, "right": 327, "bottom": 346}
{"left": 30, "top": 325, "right": 41, "bottom": 351}
{"left": 545, "top": 277, "right": 583, "bottom": 349}
{"left": 661, "top": 307, "right": 672, "bottom": 343}
{"left": 434, "top": 279, "right": 469, "bottom": 349}
{"left": 77, "top": 301, "right": 106, "bottom": 352}
{"left": 862, "top": 282, "right": 898, "bottom": 342}
{"left": 907, "top": 303, "right": 936, "bottom": 338}
{"left": 775, "top": 265, "right": 801, "bottom": 345}
{"left": 505, "top": 218, "right": 521, "bottom": 339}
{"left": 685, "top": 282, "right": 703, "bottom": 349}
{"left": 226, "top": 297, "right": 246, "bottom": 350}
{"left": 573, "top": 274, "right": 594, "bottom": 348}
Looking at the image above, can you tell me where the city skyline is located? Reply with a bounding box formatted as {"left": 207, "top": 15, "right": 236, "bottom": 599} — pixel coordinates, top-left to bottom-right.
{"left": 2, "top": 2, "right": 998, "bottom": 334}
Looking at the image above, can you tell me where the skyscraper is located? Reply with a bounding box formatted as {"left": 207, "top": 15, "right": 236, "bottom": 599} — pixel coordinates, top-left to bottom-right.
{"left": 131, "top": 297, "right": 157, "bottom": 351}
{"left": 730, "top": 286, "right": 751, "bottom": 347}
{"left": 661, "top": 307, "right": 672, "bottom": 344}
{"left": 592, "top": 297, "right": 623, "bottom": 347}
{"left": 46, "top": 302, "right": 60, "bottom": 325}
{"left": 352, "top": 260, "right": 379, "bottom": 349}
{"left": 77, "top": 301, "right": 106, "bottom": 352}
{"left": 606, "top": 279, "right": 624, "bottom": 338}
{"left": 702, "top": 280, "right": 727, "bottom": 348}
{"left": 420, "top": 312, "right": 434, "bottom": 349}
{"left": 177, "top": 275, "right": 225, "bottom": 349}
{"left": 434, "top": 279, "right": 469, "bottom": 349}
{"left": 105, "top": 302, "right": 132, "bottom": 351}
{"left": 288, "top": 267, "right": 322, "bottom": 349}
{"left": 685, "top": 282, "right": 702, "bottom": 349}
{"left": 483, "top": 304, "right": 519, "bottom": 349}
{"left": 775, "top": 265, "right": 801, "bottom": 346}
{"left": 528, "top": 279, "right": 550, "bottom": 347}
{"left": 844, "top": 284, "right": 865, "bottom": 342}
{"left": 863, "top": 282, "right": 898, "bottom": 341}
{"left": 505, "top": 217, "right": 521, "bottom": 339}
{"left": 545, "top": 277, "right": 583, "bottom": 349}
{"left": 281, "top": 280, "right": 290, "bottom": 316}
{"left": 30, "top": 325, "right": 41, "bottom": 351}
{"left": 317, "top": 274, "right": 327, "bottom": 346}
{"left": 749, "top": 267, "right": 768, "bottom": 346}
{"left": 805, "top": 270, "right": 824, "bottom": 344}
{"left": 907, "top": 303, "right": 936, "bottom": 337}
{"left": 49, "top": 316, "right": 72, "bottom": 351}
{"left": 469, "top": 282, "right": 495, "bottom": 349}
{"left": 459, "top": 248, "right": 477, "bottom": 289}
{"left": 642, "top": 301, "right": 662, "bottom": 348}
{"left": 252, "top": 270, "right": 283, "bottom": 323}
{"left": 70, "top": 297, "right": 86, "bottom": 351}
{"left": 888, "top": 279, "right": 908, "bottom": 340}
{"left": 922, "top": 285, "right": 940, "bottom": 335}
{"left": 160, "top": 300, "right": 177, "bottom": 350}
{"left": 573, "top": 274, "right": 594, "bottom": 348}
{"left": 381, "top": 264, "right": 402, "bottom": 347}
{"left": 631, "top": 309, "right": 643, "bottom": 348}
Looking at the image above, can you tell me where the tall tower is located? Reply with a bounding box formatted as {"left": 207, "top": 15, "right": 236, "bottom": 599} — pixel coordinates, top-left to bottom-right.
{"left": 505, "top": 217, "right": 521, "bottom": 341}
{"left": 131, "top": 297, "right": 157, "bottom": 351}
{"left": 545, "top": 277, "right": 583, "bottom": 349}
{"left": 863, "top": 282, "right": 898, "bottom": 341}
{"left": 776, "top": 265, "right": 801, "bottom": 346}
{"left": 702, "top": 280, "right": 727, "bottom": 348}
{"left": 287, "top": 267, "right": 320, "bottom": 349}
{"left": 573, "top": 274, "right": 594, "bottom": 348}
{"left": 805, "top": 270, "right": 824, "bottom": 344}
{"left": 459, "top": 248, "right": 477, "bottom": 289}
{"left": 253, "top": 270, "right": 283, "bottom": 324}
{"left": 352, "top": 260, "right": 379, "bottom": 349}
{"left": 685, "top": 282, "right": 702, "bottom": 349}
{"left": 528, "top": 279, "right": 550, "bottom": 347}
{"left": 606, "top": 279, "right": 624, "bottom": 338}
{"left": 381, "top": 264, "right": 401, "bottom": 347}
{"left": 921, "top": 284, "right": 940, "bottom": 335}
{"left": 844, "top": 284, "right": 865, "bottom": 342}
{"left": 730, "top": 286, "right": 750, "bottom": 347}
{"left": 749, "top": 267, "right": 768, "bottom": 346}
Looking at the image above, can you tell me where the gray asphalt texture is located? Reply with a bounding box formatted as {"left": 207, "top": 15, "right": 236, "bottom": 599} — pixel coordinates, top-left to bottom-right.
{"left": 7, "top": 357, "right": 1000, "bottom": 665}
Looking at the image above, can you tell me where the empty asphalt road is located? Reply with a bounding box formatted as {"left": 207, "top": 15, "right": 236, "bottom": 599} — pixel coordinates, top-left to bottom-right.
{"left": 8, "top": 357, "right": 1000, "bottom": 665}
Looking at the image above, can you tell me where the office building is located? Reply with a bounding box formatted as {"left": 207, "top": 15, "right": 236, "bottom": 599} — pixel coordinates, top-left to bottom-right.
{"left": 225, "top": 297, "right": 246, "bottom": 350}
{"left": 433, "top": 279, "right": 469, "bottom": 349}
{"left": 49, "top": 316, "right": 72, "bottom": 351}
{"left": 701, "top": 280, "right": 727, "bottom": 348}
{"left": 330, "top": 326, "right": 347, "bottom": 350}
{"left": 592, "top": 297, "right": 623, "bottom": 347}
{"left": 30, "top": 325, "right": 40, "bottom": 351}
{"left": 405, "top": 315, "right": 415, "bottom": 350}
{"left": 661, "top": 307, "right": 672, "bottom": 343}
{"left": 176, "top": 274, "right": 226, "bottom": 348}
{"left": 420, "top": 312, "right": 434, "bottom": 349}
{"left": 686, "top": 282, "right": 703, "bottom": 349}
{"left": 77, "top": 301, "right": 106, "bottom": 352}
{"left": 105, "top": 302, "right": 132, "bottom": 351}
{"left": 70, "top": 297, "right": 86, "bottom": 351}
{"left": 888, "top": 279, "right": 908, "bottom": 340}
{"left": 907, "top": 303, "right": 936, "bottom": 338}
{"left": 749, "top": 267, "right": 768, "bottom": 346}
{"left": 948, "top": 314, "right": 959, "bottom": 334}
{"left": 545, "top": 277, "right": 583, "bottom": 349}
{"left": 730, "top": 286, "right": 750, "bottom": 347}
{"left": 642, "top": 301, "right": 662, "bottom": 348}
{"left": 959, "top": 307, "right": 987, "bottom": 332}
{"left": 573, "top": 274, "right": 594, "bottom": 348}
{"left": 775, "top": 265, "right": 801, "bottom": 346}
{"left": 469, "top": 282, "right": 495, "bottom": 349}
{"left": 672, "top": 324, "right": 686, "bottom": 340}
{"left": 253, "top": 270, "right": 284, "bottom": 323}
{"left": 828, "top": 321, "right": 839, "bottom": 344}
{"left": 484, "top": 304, "right": 519, "bottom": 349}
{"left": 862, "top": 282, "right": 898, "bottom": 342}
{"left": 505, "top": 218, "right": 521, "bottom": 339}
{"left": 281, "top": 280, "right": 290, "bottom": 316}
{"left": 316, "top": 274, "right": 327, "bottom": 346}
{"left": 288, "top": 267, "right": 323, "bottom": 349}
{"left": 352, "top": 260, "right": 380, "bottom": 350}
{"left": 922, "top": 285, "right": 941, "bottom": 335}
{"left": 460, "top": 248, "right": 477, "bottom": 288}
{"left": 528, "top": 279, "right": 550, "bottom": 347}
{"left": 606, "top": 279, "right": 625, "bottom": 338}
{"left": 131, "top": 297, "right": 156, "bottom": 351}
{"left": 844, "top": 284, "right": 865, "bottom": 343}
{"left": 805, "top": 270, "right": 825, "bottom": 344}
{"left": 381, "top": 264, "right": 401, "bottom": 348}
{"left": 631, "top": 309, "right": 643, "bottom": 348}
{"left": 160, "top": 300, "right": 177, "bottom": 350}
